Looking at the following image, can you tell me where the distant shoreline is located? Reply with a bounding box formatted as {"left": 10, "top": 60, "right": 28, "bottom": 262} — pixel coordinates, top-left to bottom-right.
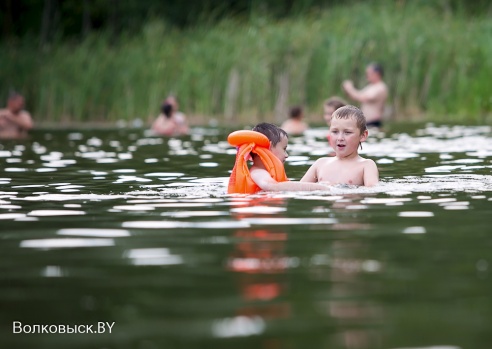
{"left": 2, "top": 2, "right": 491, "bottom": 125}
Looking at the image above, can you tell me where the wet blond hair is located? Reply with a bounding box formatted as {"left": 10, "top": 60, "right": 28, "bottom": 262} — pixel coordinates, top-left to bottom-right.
{"left": 331, "top": 105, "right": 367, "bottom": 134}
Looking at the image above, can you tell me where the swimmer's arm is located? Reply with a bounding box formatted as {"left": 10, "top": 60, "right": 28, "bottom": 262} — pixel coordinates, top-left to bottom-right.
{"left": 151, "top": 115, "right": 164, "bottom": 131}
{"left": 0, "top": 109, "right": 9, "bottom": 118}
{"left": 251, "top": 168, "right": 329, "bottom": 192}
{"left": 0, "top": 110, "right": 12, "bottom": 127}
{"left": 300, "top": 162, "right": 319, "bottom": 182}
{"left": 0, "top": 109, "right": 14, "bottom": 121}
{"left": 18, "top": 111, "right": 33, "bottom": 130}
{"left": 1, "top": 111, "right": 33, "bottom": 130}
{"left": 342, "top": 81, "right": 378, "bottom": 103}
{"left": 177, "top": 118, "right": 189, "bottom": 135}
{"left": 363, "top": 160, "right": 379, "bottom": 187}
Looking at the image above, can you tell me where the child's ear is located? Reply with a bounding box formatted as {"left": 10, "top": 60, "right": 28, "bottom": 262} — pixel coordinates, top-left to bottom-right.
{"left": 360, "top": 129, "right": 369, "bottom": 142}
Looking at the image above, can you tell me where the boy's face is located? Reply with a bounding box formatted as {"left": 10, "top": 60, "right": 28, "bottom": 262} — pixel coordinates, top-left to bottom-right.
{"left": 329, "top": 117, "right": 368, "bottom": 158}
{"left": 270, "top": 135, "right": 289, "bottom": 163}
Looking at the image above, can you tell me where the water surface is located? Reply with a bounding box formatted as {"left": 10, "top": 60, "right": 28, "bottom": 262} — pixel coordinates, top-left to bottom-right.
{"left": 1, "top": 124, "right": 492, "bottom": 349}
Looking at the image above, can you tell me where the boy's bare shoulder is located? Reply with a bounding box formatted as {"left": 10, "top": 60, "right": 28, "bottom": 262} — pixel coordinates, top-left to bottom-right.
{"left": 359, "top": 157, "right": 378, "bottom": 171}
{"left": 359, "top": 157, "right": 377, "bottom": 165}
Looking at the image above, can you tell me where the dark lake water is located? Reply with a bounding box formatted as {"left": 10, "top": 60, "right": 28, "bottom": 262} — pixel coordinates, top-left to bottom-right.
{"left": 1, "top": 123, "right": 492, "bottom": 349}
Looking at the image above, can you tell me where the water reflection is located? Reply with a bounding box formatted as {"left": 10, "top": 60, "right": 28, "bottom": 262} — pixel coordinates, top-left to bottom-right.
{"left": 227, "top": 197, "right": 291, "bottom": 346}
{"left": 226, "top": 195, "right": 386, "bottom": 348}
{"left": 327, "top": 239, "right": 384, "bottom": 349}
{"left": 309, "top": 194, "right": 383, "bottom": 349}
{"left": 124, "top": 248, "right": 183, "bottom": 266}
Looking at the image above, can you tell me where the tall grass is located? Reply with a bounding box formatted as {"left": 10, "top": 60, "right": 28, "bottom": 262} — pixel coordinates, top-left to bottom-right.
{"left": 1, "top": 1, "right": 492, "bottom": 126}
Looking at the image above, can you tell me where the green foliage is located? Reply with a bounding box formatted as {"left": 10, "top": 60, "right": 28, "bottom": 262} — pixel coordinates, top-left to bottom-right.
{"left": 1, "top": 1, "right": 492, "bottom": 125}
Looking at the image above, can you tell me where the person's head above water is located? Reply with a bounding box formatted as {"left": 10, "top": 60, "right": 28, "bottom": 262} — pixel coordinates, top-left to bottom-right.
{"left": 7, "top": 92, "right": 25, "bottom": 114}
{"left": 366, "top": 62, "right": 384, "bottom": 83}
{"left": 331, "top": 105, "right": 367, "bottom": 135}
{"left": 323, "top": 96, "right": 347, "bottom": 125}
{"left": 289, "top": 106, "right": 303, "bottom": 120}
{"left": 161, "top": 102, "right": 174, "bottom": 118}
{"left": 324, "top": 96, "right": 346, "bottom": 111}
{"left": 252, "top": 122, "right": 289, "bottom": 163}
{"left": 165, "top": 95, "right": 179, "bottom": 110}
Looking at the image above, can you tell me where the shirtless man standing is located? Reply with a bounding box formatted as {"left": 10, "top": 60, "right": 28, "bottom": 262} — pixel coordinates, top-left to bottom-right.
{"left": 0, "top": 93, "right": 34, "bottom": 140}
{"left": 342, "top": 63, "right": 388, "bottom": 128}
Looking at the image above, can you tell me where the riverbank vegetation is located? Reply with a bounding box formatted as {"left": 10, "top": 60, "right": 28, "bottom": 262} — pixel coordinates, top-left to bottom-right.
{"left": 1, "top": 0, "right": 492, "bottom": 125}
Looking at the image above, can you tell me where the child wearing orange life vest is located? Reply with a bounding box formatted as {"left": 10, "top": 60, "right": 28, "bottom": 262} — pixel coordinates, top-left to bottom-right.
{"left": 228, "top": 123, "right": 329, "bottom": 194}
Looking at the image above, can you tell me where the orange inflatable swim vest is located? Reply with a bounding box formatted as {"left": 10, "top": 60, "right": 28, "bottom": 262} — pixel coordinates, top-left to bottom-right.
{"left": 227, "top": 130, "right": 288, "bottom": 194}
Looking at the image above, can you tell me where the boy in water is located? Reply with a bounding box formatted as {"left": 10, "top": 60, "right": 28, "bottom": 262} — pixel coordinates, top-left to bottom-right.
{"left": 0, "top": 92, "right": 33, "bottom": 139}
{"left": 151, "top": 95, "right": 189, "bottom": 136}
{"left": 242, "top": 123, "right": 329, "bottom": 192}
{"left": 300, "top": 106, "right": 379, "bottom": 187}
{"left": 280, "top": 106, "right": 308, "bottom": 135}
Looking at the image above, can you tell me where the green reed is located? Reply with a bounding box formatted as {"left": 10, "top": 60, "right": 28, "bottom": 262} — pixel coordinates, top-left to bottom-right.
{"left": 1, "top": 1, "right": 491, "bottom": 126}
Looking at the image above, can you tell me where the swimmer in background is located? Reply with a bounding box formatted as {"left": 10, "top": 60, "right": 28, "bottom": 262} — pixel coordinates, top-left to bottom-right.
{"left": 301, "top": 106, "right": 379, "bottom": 187}
{"left": 323, "top": 96, "right": 347, "bottom": 126}
{"left": 280, "top": 106, "right": 308, "bottom": 136}
{"left": 323, "top": 97, "right": 347, "bottom": 156}
{"left": 342, "top": 63, "right": 388, "bottom": 128}
{"left": 151, "top": 95, "right": 189, "bottom": 136}
{"left": 0, "top": 92, "right": 33, "bottom": 140}
{"left": 228, "top": 123, "right": 329, "bottom": 193}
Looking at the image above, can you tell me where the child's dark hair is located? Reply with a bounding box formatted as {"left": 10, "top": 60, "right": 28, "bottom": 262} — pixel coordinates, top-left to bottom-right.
{"left": 289, "top": 106, "right": 303, "bottom": 119}
{"left": 252, "top": 123, "right": 288, "bottom": 147}
{"left": 161, "top": 103, "right": 173, "bottom": 118}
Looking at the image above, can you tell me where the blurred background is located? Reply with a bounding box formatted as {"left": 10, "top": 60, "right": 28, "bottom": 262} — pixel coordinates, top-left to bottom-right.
{"left": 1, "top": 0, "right": 492, "bottom": 126}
